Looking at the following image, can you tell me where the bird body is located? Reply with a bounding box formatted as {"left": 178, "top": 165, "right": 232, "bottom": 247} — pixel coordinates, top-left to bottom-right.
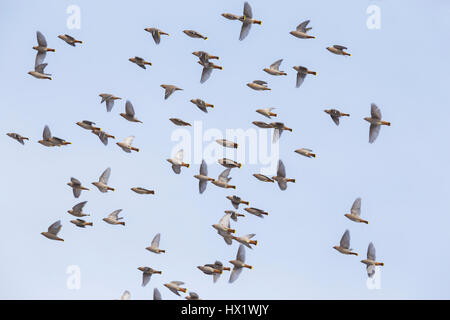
{"left": 253, "top": 173, "right": 274, "bottom": 183}
{"left": 131, "top": 187, "right": 154, "bottom": 195}
{"left": 272, "top": 160, "right": 295, "bottom": 190}
{"left": 293, "top": 66, "right": 317, "bottom": 88}
{"left": 67, "top": 177, "right": 90, "bottom": 198}
{"left": 216, "top": 139, "right": 238, "bottom": 148}
{"left": 103, "top": 209, "right": 125, "bottom": 225}
{"left": 164, "top": 281, "right": 187, "bottom": 296}
{"left": 263, "top": 59, "right": 287, "bottom": 76}
{"left": 70, "top": 219, "right": 93, "bottom": 228}
{"left": 295, "top": 148, "right": 316, "bottom": 158}
{"left": 190, "top": 98, "right": 214, "bottom": 113}
{"left": 333, "top": 230, "right": 358, "bottom": 256}
{"left": 146, "top": 233, "right": 166, "bottom": 253}
{"left": 138, "top": 267, "right": 162, "bottom": 287}
{"left": 256, "top": 108, "right": 277, "bottom": 118}
{"left": 364, "top": 103, "right": 390, "bottom": 143}
{"left": 58, "top": 34, "right": 82, "bottom": 46}
{"left": 99, "top": 94, "right": 121, "bottom": 112}
{"left": 226, "top": 195, "right": 249, "bottom": 209}
{"left": 76, "top": 120, "right": 100, "bottom": 131}
{"left": 218, "top": 158, "right": 242, "bottom": 169}
{"left": 167, "top": 149, "right": 189, "bottom": 174}
{"left": 183, "top": 30, "right": 207, "bottom": 39}
{"left": 116, "top": 136, "right": 139, "bottom": 153}
{"left": 120, "top": 101, "right": 143, "bottom": 123}
{"left": 324, "top": 109, "right": 350, "bottom": 126}
{"left": 244, "top": 207, "right": 268, "bottom": 218}
{"left": 327, "top": 45, "right": 351, "bottom": 56}
{"left": 169, "top": 118, "right": 191, "bottom": 126}
{"left": 144, "top": 27, "right": 169, "bottom": 44}
{"left": 344, "top": 197, "right": 368, "bottom": 224}
{"left": 212, "top": 168, "right": 236, "bottom": 189}
{"left": 68, "top": 201, "right": 89, "bottom": 217}
{"left": 7, "top": 133, "right": 29, "bottom": 145}
{"left": 232, "top": 234, "right": 258, "bottom": 249}
{"left": 290, "top": 20, "right": 315, "bottom": 39}
{"left": 92, "top": 167, "right": 115, "bottom": 192}
{"left": 129, "top": 56, "right": 152, "bottom": 69}
{"left": 161, "top": 84, "right": 183, "bottom": 100}
{"left": 41, "top": 220, "right": 64, "bottom": 241}
{"left": 229, "top": 245, "right": 252, "bottom": 283}
{"left": 247, "top": 80, "right": 271, "bottom": 91}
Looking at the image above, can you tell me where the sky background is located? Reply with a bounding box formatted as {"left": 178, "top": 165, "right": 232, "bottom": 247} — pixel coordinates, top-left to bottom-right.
{"left": 1, "top": 0, "right": 450, "bottom": 300}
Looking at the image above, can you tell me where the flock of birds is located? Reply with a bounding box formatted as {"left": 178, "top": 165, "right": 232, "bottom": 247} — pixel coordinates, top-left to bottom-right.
{"left": 8, "top": 2, "right": 391, "bottom": 300}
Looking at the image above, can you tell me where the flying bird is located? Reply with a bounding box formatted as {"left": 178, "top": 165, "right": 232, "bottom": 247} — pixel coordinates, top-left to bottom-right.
{"left": 364, "top": 103, "right": 390, "bottom": 143}
{"left": 67, "top": 201, "right": 89, "bottom": 217}
{"left": 216, "top": 139, "right": 238, "bottom": 148}
{"left": 76, "top": 120, "right": 100, "bottom": 131}
{"left": 247, "top": 80, "right": 271, "bottom": 91}
{"left": 144, "top": 27, "right": 169, "bottom": 44}
{"left": 232, "top": 233, "right": 258, "bottom": 249}
{"left": 138, "top": 267, "right": 162, "bottom": 287}
{"left": 197, "top": 263, "right": 224, "bottom": 282}
{"left": 58, "top": 34, "right": 82, "bottom": 46}
{"left": 224, "top": 210, "right": 246, "bottom": 222}
{"left": 6, "top": 133, "right": 29, "bottom": 145}
{"left": 91, "top": 129, "right": 115, "bottom": 146}
{"left": 218, "top": 158, "right": 242, "bottom": 169}
{"left": 244, "top": 207, "right": 268, "bottom": 218}
{"left": 99, "top": 94, "right": 121, "bottom": 112}
{"left": 185, "top": 292, "right": 201, "bottom": 300}
{"left": 129, "top": 56, "right": 152, "bottom": 69}
{"left": 290, "top": 20, "right": 315, "bottom": 39}
{"left": 192, "top": 51, "right": 219, "bottom": 60}
{"left": 131, "top": 187, "right": 155, "bottom": 195}
{"left": 67, "top": 177, "right": 90, "bottom": 198}
{"left": 212, "top": 168, "right": 236, "bottom": 189}
{"left": 212, "top": 213, "right": 236, "bottom": 245}
{"left": 38, "top": 125, "right": 71, "bottom": 147}
{"left": 229, "top": 244, "right": 252, "bottom": 283}
{"left": 183, "top": 30, "right": 207, "bottom": 40}
{"left": 33, "top": 31, "right": 55, "bottom": 66}
{"left": 146, "top": 233, "right": 166, "bottom": 254}
{"left": 252, "top": 121, "right": 272, "bottom": 129}
{"left": 198, "top": 55, "right": 223, "bottom": 83}
{"left": 28, "top": 63, "right": 52, "bottom": 80}
{"left": 293, "top": 66, "right": 317, "bottom": 88}
{"left": 270, "top": 122, "right": 292, "bottom": 143}
{"left": 103, "top": 209, "right": 125, "bottom": 226}
{"left": 272, "top": 160, "right": 295, "bottom": 190}
{"left": 161, "top": 84, "right": 183, "bottom": 100}
{"left": 295, "top": 148, "right": 316, "bottom": 158}
{"left": 253, "top": 173, "right": 274, "bottom": 183}
{"left": 164, "top": 281, "right": 187, "bottom": 296}
{"left": 120, "top": 101, "right": 143, "bottom": 123}
{"left": 116, "top": 136, "right": 140, "bottom": 153}
{"left": 238, "top": 2, "right": 261, "bottom": 41}
{"left": 92, "top": 167, "right": 115, "bottom": 192}
{"left": 345, "top": 197, "right": 368, "bottom": 224}
{"left": 324, "top": 109, "right": 350, "bottom": 126}
{"left": 167, "top": 149, "right": 190, "bottom": 174}
{"left": 169, "top": 118, "right": 191, "bottom": 127}
{"left": 41, "top": 220, "right": 63, "bottom": 241}
{"left": 263, "top": 59, "right": 287, "bottom": 76}
{"left": 327, "top": 45, "right": 351, "bottom": 56}
{"left": 70, "top": 219, "right": 93, "bottom": 228}
{"left": 226, "top": 195, "right": 249, "bottom": 209}
{"left": 361, "top": 242, "right": 384, "bottom": 278}
{"left": 256, "top": 108, "right": 277, "bottom": 119}
{"left": 333, "top": 230, "right": 358, "bottom": 256}
{"left": 190, "top": 99, "right": 214, "bottom": 113}
{"left": 193, "top": 160, "right": 215, "bottom": 194}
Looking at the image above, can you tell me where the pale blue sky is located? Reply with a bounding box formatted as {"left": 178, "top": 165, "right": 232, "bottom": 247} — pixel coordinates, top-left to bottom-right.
{"left": 1, "top": 0, "right": 450, "bottom": 299}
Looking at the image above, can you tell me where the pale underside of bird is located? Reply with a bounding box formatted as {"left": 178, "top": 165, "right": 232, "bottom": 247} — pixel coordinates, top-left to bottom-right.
{"left": 218, "top": 158, "right": 242, "bottom": 169}
{"left": 253, "top": 173, "right": 274, "bottom": 183}
{"left": 41, "top": 220, "right": 63, "bottom": 241}
{"left": 99, "top": 93, "right": 121, "bottom": 112}
{"left": 164, "top": 281, "right": 187, "bottom": 296}
{"left": 144, "top": 27, "right": 169, "bottom": 44}
{"left": 264, "top": 59, "right": 287, "bottom": 76}
{"left": 146, "top": 233, "right": 166, "bottom": 254}
{"left": 92, "top": 167, "right": 115, "bottom": 192}
{"left": 167, "top": 149, "right": 189, "bottom": 174}
{"left": 212, "top": 168, "right": 236, "bottom": 189}
{"left": 252, "top": 121, "right": 272, "bottom": 129}
{"left": 365, "top": 103, "right": 390, "bottom": 143}
{"left": 256, "top": 107, "right": 277, "bottom": 119}
{"left": 229, "top": 244, "right": 252, "bottom": 283}
{"left": 77, "top": 120, "right": 100, "bottom": 131}
{"left": 232, "top": 233, "right": 258, "bottom": 249}
{"left": 116, "top": 136, "right": 139, "bottom": 153}
{"left": 28, "top": 63, "right": 52, "bottom": 80}
{"left": 272, "top": 160, "right": 295, "bottom": 191}
{"left": 70, "top": 218, "right": 93, "bottom": 228}
{"left": 290, "top": 20, "right": 315, "bottom": 39}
